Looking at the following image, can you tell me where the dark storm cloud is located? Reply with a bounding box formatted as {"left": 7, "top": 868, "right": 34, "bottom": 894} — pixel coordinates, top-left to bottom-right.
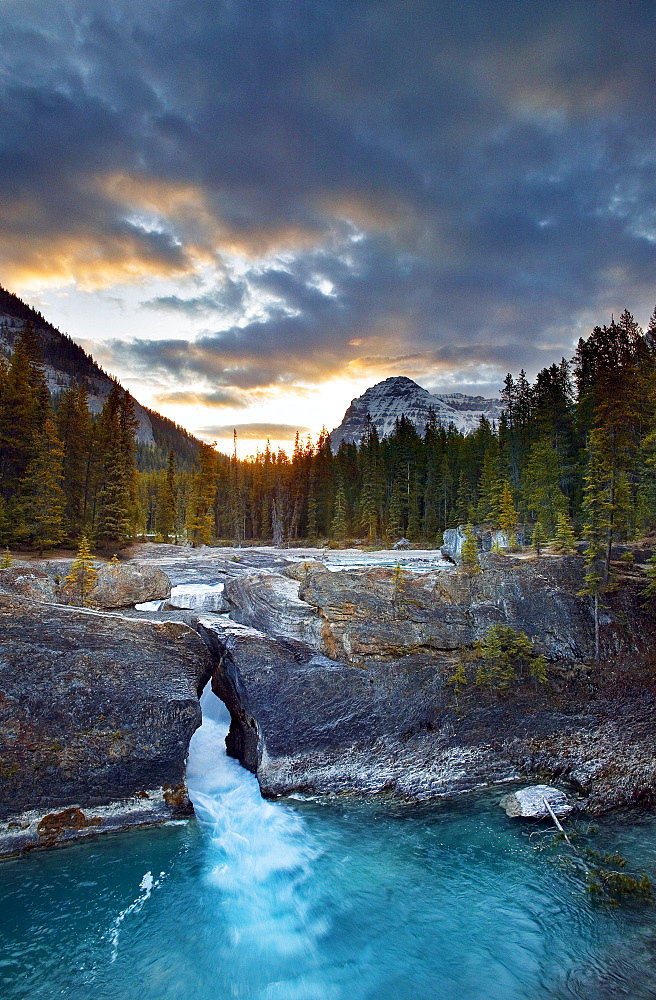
{"left": 1, "top": 0, "right": 656, "bottom": 381}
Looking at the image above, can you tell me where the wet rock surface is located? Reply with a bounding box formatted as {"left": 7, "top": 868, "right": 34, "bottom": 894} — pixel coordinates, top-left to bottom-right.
{"left": 3, "top": 543, "right": 656, "bottom": 857}
{"left": 501, "top": 785, "right": 573, "bottom": 819}
{"left": 0, "top": 594, "right": 212, "bottom": 856}
{"left": 198, "top": 553, "right": 656, "bottom": 813}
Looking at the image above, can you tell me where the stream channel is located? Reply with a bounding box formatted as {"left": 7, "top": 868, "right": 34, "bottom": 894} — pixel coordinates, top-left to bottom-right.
{"left": 2, "top": 553, "right": 656, "bottom": 998}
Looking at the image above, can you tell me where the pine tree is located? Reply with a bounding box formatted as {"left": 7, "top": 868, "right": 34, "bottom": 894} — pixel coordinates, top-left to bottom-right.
{"left": 580, "top": 433, "right": 613, "bottom": 660}
{"left": 532, "top": 517, "right": 547, "bottom": 557}
{"left": 461, "top": 523, "right": 481, "bottom": 572}
{"left": 64, "top": 535, "right": 98, "bottom": 606}
{"left": 56, "top": 383, "right": 93, "bottom": 537}
{"left": 186, "top": 443, "right": 217, "bottom": 545}
{"left": 306, "top": 490, "right": 318, "bottom": 543}
{"left": 0, "top": 496, "right": 9, "bottom": 547}
{"left": 359, "top": 457, "right": 379, "bottom": 542}
{"left": 498, "top": 481, "right": 518, "bottom": 548}
{"left": 0, "top": 546, "right": 12, "bottom": 568}
{"left": 552, "top": 512, "right": 577, "bottom": 554}
{"left": 0, "top": 335, "right": 36, "bottom": 500}
{"left": 156, "top": 450, "right": 177, "bottom": 542}
{"left": 331, "top": 481, "right": 348, "bottom": 540}
{"left": 521, "top": 438, "right": 568, "bottom": 536}
{"left": 23, "top": 418, "right": 65, "bottom": 554}
{"left": 476, "top": 446, "right": 503, "bottom": 525}
{"left": 613, "top": 471, "right": 634, "bottom": 542}
{"left": 386, "top": 480, "right": 403, "bottom": 542}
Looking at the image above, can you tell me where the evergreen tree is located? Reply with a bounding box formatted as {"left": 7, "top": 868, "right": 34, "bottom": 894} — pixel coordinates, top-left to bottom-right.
{"left": 0, "top": 545, "right": 12, "bottom": 568}
{"left": 532, "top": 518, "right": 547, "bottom": 557}
{"left": 23, "top": 418, "right": 65, "bottom": 553}
{"left": 476, "top": 446, "right": 503, "bottom": 524}
{"left": 0, "top": 497, "right": 9, "bottom": 547}
{"left": 0, "top": 334, "right": 36, "bottom": 500}
{"left": 306, "top": 489, "right": 318, "bottom": 543}
{"left": 386, "top": 480, "right": 403, "bottom": 542}
{"left": 331, "top": 481, "right": 348, "bottom": 540}
{"left": 552, "top": 512, "right": 577, "bottom": 554}
{"left": 497, "top": 481, "right": 518, "bottom": 547}
{"left": 64, "top": 535, "right": 98, "bottom": 606}
{"left": 186, "top": 443, "right": 217, "bottom": 545}
{"left": 461, "top": 523, "right": 481, "bottom": 572}
{"left": 56, "top": 383, "right": 93, "bottom": 537}
{"left": 580, "top": 433, "right": 613, "bottom": 660}
{"left": 156, "top": 450, "right": 177, "bottom": 542}
{"left": 521, "top": 438, "right": 568, "bottom": 535}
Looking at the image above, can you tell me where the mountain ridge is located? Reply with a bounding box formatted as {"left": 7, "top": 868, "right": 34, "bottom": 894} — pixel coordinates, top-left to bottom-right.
{"left": 0, "top": 285, "right": 199, "bottom": 468}
{"left": 330, "top": 375, "right": 504, "bottom": 449}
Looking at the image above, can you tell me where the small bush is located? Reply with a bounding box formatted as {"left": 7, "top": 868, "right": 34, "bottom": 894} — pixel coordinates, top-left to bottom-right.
{"left": 473, "top": 624, "right": 549, "bottom": 691}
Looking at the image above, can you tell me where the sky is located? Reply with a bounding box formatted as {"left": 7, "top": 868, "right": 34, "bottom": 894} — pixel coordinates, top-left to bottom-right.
{"left": 1, "top": 0, "right": 655, "bottom": 455}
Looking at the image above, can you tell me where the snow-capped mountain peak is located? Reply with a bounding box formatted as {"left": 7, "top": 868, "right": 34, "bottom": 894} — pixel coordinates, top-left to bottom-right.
{"left": 330, "top": 376, "right": 503, "bottom": 449}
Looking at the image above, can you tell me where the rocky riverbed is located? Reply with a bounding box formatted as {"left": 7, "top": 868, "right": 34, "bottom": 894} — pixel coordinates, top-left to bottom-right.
{"left": 0, "top": 543, "right": 655, "bottom": 857}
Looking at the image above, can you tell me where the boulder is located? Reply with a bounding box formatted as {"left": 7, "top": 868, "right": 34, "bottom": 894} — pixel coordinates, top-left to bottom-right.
{"left": 501, "top": 785, "right": 573, "bottom": 819}
{"left": 0, "top": 594, "right": 212, "bottom": 856}
{"left": 223, "top": 571, "right": 325, "bottom": 647}
{"left": 282, "top": 560, "right": 326, "bottom": 581}
{"left": 441, "top": 525, "right": 525, "bottom": 563}
{"left": 393, "top": 538, "right": 410, "bottom": 550}
{"left": 0, "top": 567, "right": 57, "bottom": 602}
{"left": 165, "top": 583, "right": 226, "bottom": 612}
{"left": 61, "top": 563, "right": 171, "bottom": 609}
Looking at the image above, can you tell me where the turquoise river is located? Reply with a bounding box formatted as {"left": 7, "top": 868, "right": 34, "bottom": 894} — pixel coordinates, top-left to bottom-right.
{"left": 2, "top": 685, "right": 656, "bottom": 1000}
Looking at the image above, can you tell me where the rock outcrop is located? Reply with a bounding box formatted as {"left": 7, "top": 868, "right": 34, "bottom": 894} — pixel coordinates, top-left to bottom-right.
{"left": 227, "top": 556, "right": 597, "bottom": 663}
{"left": 201, "top": 555, "right": 656, "bottom": 813}
{"left": 63, "top": 563, "right": 172, "bottom": 609}
{"left": 0, "top": 595, "right": 212, "bottom": 856}
{"left": 223, "top": 571, "right": 325, "bottom": 648}
{"left": 0, "top": 561, "right": 172, "bottom": 609}
{"left": 0, "top": 567, "right": 57, "bottom": 602}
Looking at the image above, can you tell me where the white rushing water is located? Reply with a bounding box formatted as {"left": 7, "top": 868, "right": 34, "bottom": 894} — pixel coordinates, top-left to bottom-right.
{"left": 135, "top": 582, "right": 225, "bottom": 613}
{"left": 186, "top": 685, "right": 331, "bottom": 998}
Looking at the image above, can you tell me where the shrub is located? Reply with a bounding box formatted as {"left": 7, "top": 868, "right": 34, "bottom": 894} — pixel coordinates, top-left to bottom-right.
{"left": 473, "top": 624, "right": 549, "bottom": 690}
{"left": 460, "top": 523, "right": 481, "bottom": 573}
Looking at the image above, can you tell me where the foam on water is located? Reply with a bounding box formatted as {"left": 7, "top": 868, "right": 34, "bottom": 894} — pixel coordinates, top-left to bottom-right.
{"left": 185, "top": 685, "right": 332, "bottom": 997}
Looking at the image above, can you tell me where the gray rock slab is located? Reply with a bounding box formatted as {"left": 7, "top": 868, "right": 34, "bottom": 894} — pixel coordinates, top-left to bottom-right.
{"left": 501, "top": 784, "right": 573, "bottom": 819}
{"left": 0, "top": 594, "right": 212, "bottom": 856}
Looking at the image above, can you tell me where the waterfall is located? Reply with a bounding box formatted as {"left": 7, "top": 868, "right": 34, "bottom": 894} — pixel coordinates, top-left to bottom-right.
{"left": 186, "top": 685, "right": 332, "bottom": 999}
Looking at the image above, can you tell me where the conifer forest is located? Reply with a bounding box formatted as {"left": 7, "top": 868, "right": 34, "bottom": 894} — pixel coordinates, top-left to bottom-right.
{"left": 1, "top": 308, "right": 656, "bottom": 579}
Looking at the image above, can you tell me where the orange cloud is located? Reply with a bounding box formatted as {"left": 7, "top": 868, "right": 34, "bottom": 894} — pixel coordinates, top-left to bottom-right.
{"left": 96, "top": 173, "right": 322, "bottom": 258}
{"left": 0, "top": 229, "right": 193, "bottom": 293}
{"left": 0, "top": 172, "right": 327, "bottom": 292}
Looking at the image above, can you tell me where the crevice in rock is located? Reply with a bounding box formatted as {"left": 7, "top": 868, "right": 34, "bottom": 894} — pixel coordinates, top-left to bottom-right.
{"left": 193, "top": 621, "right": 260, "bottom": 774}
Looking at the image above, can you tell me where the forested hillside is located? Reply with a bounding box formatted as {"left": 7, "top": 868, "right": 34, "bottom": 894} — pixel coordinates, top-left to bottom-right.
{"left": 0, "top": 284, "right": 199, "bottom": 471}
